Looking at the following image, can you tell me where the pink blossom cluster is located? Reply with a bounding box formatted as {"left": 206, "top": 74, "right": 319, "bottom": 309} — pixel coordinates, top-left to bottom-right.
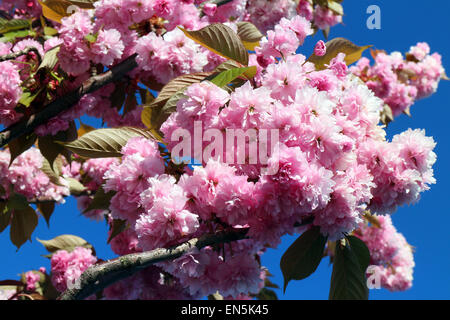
{"left": 0, "top": 44, "right": 23, "bottom": 127}
{"left": 24, "top": 271, "right": 41, "bottom": 291}
{"left": 159, "top": 16, "right": 437, "bottom": 245}
{"left": 297, "top": 0, "right": 342, "bottom": 31}
{"left": 355, "top": 215, "right": 415, "bottom": 291}
{"left": 103, "top": 137, "right": 166, "bottom": 223}
{"left": 50, "top": 247, "right": 97, "bottom": 292}
{"left": 75, "top": 157, "right": 119, "bottom": 221}
{"left": 0, "top": 0, "right": 41, "bottom": 18}
{"left": 350, "top": 42, "right": 446, "bottom": 116}
{"left": 0, "top": 147, "right": 69, "bottom": 203}
{"left": 256, "top": 15, "right": 313, "bottom": 61}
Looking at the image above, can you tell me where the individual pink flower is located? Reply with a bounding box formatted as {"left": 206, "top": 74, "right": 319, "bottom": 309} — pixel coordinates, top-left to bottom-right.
{"left": 91, "top": 28, "right": 125, "bottom": 66}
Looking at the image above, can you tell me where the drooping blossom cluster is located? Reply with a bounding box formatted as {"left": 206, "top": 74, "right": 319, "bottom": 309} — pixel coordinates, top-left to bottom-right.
{"left": 50, "top": 247, "right": 97, "bottom": 292}
{"left": 351, "top": 42, "right": 446, "bottom": 116}
{"left": 0, "top": 147, "right": 69, "bottom": 203}
{"left": 355, "top": 215, "right": 415, "bottom": 291}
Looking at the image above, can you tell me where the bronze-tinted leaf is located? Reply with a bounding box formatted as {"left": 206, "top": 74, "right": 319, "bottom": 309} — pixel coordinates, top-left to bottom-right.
{"left": 37, "top": 202, "right": 55, "bottom": 227}
{"left": 308, "top": 37, "right": 372, "bottom": 70}
{"left": 7, "top": 133, "right": 37, "bottom": 166}
{"left": 59, "top": 127, "right": 156, "bottom": 158}
{"left": 38, "top": 234, "right": 94, "bottom": 255}
{"left": 236, "top": 22, "right": 263, "bottom": 51}
{"left": 10, "top": 206, "right": 38, "bottom": 249}
{"left": 180, "top": 24, "right": 249, "bottom": 65}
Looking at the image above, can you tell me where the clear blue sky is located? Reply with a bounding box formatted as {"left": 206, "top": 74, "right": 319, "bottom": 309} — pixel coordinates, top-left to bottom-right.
{"left": 1, "top": 0, "right": 449, "bottom": 300}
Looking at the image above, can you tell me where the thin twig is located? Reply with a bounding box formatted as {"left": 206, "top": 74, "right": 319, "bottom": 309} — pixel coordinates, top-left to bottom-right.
{"left": 59, "top": 228, "right": 249, "bottom": 300}
{"left": 0, "top": 47, "right": 41, "bottom": 64}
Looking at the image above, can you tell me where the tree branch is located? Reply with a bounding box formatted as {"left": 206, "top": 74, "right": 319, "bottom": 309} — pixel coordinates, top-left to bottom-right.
{"left": 0, "top": 47, "right": 42, "bottom": 63}
{"left": 0, "top": 54, "right": 138, "bottom": 148}
{"left": 58, "top": 227, "right": 249, "bottom": 300}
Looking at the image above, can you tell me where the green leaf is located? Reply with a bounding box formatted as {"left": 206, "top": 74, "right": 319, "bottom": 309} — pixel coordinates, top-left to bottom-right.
{"left": 307, "top": 37, "right": 372, "bottom": 70}
{"left": 0, "top": 29, "right": 34, "bottom": 43}
{"left": 84, "top": 34, "right": 97, "bottom": 43}
{"left": 209, "top": 66, "right": 256, "bottom": 87}
{"left": 180, "top": 24, "right": 249, "bottom": 65}
{"left": 37, "top": 202, "right": 55, "bottom": 227}
{"left": 37, "top": 46, "right": 60, "bottom": 71}
{"left": 107, "top": 219, "right": 127, "bottom": 244}
{"left": 44, "top": 26, "right": 58, "bottom": 36}
{"left": 19, "top": 88, "right": 43, "bottom": 107}
{"left": 38, "top": 234, "right": 94, "bottom": 255}
{"left": 0, "top": 18, "right": 31, "bottom": 34}
{"left": 236, "top": 22, "right": 263, "bottom": 51}
{"left": 59, "top": 127, "right": 156, "bottom": 158}
{"left": 83, "top": 186, "right": 115, "bottom": 213}
{"left": 10, "top": 206, "right": 38, "bottom": 250}
{"left": 7, "top": 133, "right": 37, "bottom": 166}
{"left": 280, "top": 226, "right": 327, "bottom": 292}
{"left": 329, "top": 238, "right": 370, "bottom": 300}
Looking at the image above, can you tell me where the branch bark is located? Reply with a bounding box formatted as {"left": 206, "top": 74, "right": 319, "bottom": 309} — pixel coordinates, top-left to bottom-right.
{"left": 0, "top": 54, "right": 138, "bottom": 148}
{"left": 0, "top": 47, "right": 42, "bottom": 63}
{"left": 58, "top": 228, "right": 249, "bottom": 300}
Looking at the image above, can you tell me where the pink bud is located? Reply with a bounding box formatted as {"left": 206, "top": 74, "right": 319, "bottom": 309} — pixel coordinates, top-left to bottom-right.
{"left": 203, "top": 3, "right": 217, "bottom": 17}
{"left": 314, "top": 40, "right": 327, "bottom": 56}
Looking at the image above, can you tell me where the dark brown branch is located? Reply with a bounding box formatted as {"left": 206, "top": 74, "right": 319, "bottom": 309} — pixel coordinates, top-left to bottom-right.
{"left": 58, "top": 228, "right": 249, "bottom": 300}
{"left": 0, "top": 47, "right": 42, "bottom": 63}
{"left": 0, "top": 54, "right": 138, "bottom": 148}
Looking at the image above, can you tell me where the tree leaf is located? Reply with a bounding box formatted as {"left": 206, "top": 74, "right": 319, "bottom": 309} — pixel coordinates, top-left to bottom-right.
{"left": 19, "top": 88, "right": 43, "bottom": 107}
{"left": 37, "top": 46, "right": 60, "bottom": 71}
{"left": 328, "top": 238, "right": 370, "bottom": 300}
{"left": 255, "top": 288, "right": 278, "bottom": 300}
{"left": 209, "top": 66, "right": 256, "bottom": 87}
{"left": 152, "top": 72, "right": 213, "bottom": 107}
{"left": 7, "top": 193, "right": 29, "bottom": 211}
{"left": 308, "top": 37, "right": 372, "bottom": 70}
{"left": 10, "top": 206, "right": 38, "bottom": 250}
{"left": 37, "top": 234, "right": 94, "bottom": 255}
{"left": 0, "top": 29, "right": 34, "bottom": 43}
{"left": 236, "top": 22, "right": 263, "bottom": 51}
{"left": 346, "top": 236, "right": 370, "bottom": 274}
{"left": 38, "top": 0, "right": 96, "bottom": 23}
{"left": 180, "top": 24, "right": 249, "bottom": 65}
{"left": 0, "top": 18, "right": 31, "bottom": 34}
{"left": 326, "top": 0, "right": 344, "bottom": 16}
{"left": 7, "top": 133, "right": 37, "bottom": 166}
{"left": 107, "top": 219, "right": 127, "bottom": 244}
{"left": 58, "top": 127, "right": 156, "bottom": 158}
{"left": 40, "top": 156, "right": 63, "bottom": 186}
{"left": 65, "top": 177, "right": 86, "bottom": 195}
{"left": 37, "top": 202, "right": 55, "bottom": 227}
{"left": 280, "top": 226, "right": 327, "bottom": 292}
{"left": 83, "top": 186, "right": 115, "bottom": 213}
